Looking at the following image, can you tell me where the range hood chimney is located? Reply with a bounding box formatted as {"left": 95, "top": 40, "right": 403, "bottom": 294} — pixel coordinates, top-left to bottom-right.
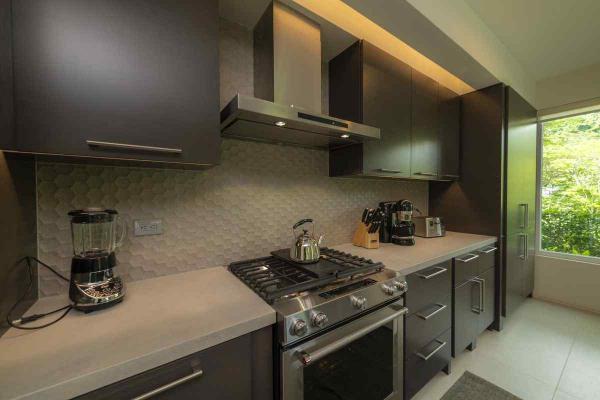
{"left": 220, "top": 1, "right": 380, "bottom": 148}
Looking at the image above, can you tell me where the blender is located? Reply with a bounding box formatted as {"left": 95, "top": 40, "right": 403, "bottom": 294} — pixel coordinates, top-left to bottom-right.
{"left": 68, "top": 208, "right": 126, "bottom": 311}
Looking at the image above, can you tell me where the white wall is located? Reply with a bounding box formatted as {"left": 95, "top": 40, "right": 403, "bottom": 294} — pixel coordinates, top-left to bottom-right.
{"left": 534, "top": 255, "right": 600, "bottom": 314}
{"left": 536, "top": 62, "right": 600, "bottom": 112}
{"left": 406, "top": 0, "right": 536, "bottom": 107}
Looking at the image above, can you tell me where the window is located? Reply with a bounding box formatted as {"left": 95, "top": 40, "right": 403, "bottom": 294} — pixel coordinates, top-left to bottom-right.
{"left": 540, "top": 111, "right": 600, "bottom": 258}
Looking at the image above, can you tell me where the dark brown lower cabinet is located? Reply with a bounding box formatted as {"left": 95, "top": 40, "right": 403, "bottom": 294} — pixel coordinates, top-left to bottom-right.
{"left": 75, "top": 327, "right": 272, "bottom": 400}
{"left": 453, "top": 266, "right": 496, "bottom": 356}
{"left": 404, "top": 261, "right": 452, "bottom": 399}
{"left": 405, "top": 329, "right": 451, "bottom": 400}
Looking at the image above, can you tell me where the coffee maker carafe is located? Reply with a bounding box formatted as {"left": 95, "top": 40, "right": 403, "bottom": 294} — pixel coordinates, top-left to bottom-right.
{"left": 68, "top": 208, "right": 125, "bottom": 311}
{"left": 391, "top": 200, "right": 416, "bottom": 246}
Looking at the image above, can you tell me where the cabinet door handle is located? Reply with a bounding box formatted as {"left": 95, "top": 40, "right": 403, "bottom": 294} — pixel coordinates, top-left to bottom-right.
{"left": 442, "top": 174, "right": 460, "bottom": 178}
{"left": 416, "top": 340, "right": 447, "bottom": 361}
{"left": 375, "top": 168, "right": 403, "bottom": 174}
{"left": 456, "top": 254, "right": 479, "bottom": 263}
{"left": 131, "top": 368, "right": 204, "bottom": 400}
{"left": 415, "top": 266, "right": 448, "bottom": 280}
{"left": 478, "top": 246, "right": 497, "bottom": 254}
{"left": 414, "top": 171, "right": 437, "bottom": 177}
{"left": 518, "top": 234, "right": 527, "bottom": 260}
{"left": 87, "top": 140, "right": 183, "bottom": 154}
{"left": 416, "top": 303, "right": 447, "bottom": 320}
{"left": 470, "top": 278, "right": 484, "bottom": 314}
{"left": 519, "top": 203, "right": 529, "bottom": 230}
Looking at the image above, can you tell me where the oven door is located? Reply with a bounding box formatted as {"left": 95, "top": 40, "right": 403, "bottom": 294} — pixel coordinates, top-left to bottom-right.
{"left": 281, "top": 300, "right": 407, "bottom": 400}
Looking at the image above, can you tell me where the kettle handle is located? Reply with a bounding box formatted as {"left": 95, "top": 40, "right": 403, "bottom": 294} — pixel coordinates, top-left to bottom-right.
{"left": 292, "top": 218, "right": 314, "bottom": 232}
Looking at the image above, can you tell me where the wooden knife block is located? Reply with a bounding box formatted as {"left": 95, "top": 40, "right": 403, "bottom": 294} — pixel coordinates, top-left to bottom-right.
{"left": 352, "top": 221, "right": 380, "bottom": 249}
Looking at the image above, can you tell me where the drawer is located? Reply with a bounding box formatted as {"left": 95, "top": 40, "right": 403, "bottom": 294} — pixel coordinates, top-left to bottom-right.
{"left": 406, "top": 260, "right": 452, "bottom": 316}
{"left": 405, "top": 328, "right": 451, "bottom": 400}
{"left": 475, "top": 245, "right": 497, "bottom": 274}
{"left": 406, "top": 297, "right": 451, "bottom": 355}
{"left": 454, "top": 252, "right": 480, "bottom": 287}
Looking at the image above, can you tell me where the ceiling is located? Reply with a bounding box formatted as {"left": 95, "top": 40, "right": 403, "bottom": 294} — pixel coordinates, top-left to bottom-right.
{"left": 464, "top": 0, "right": 600, "bottom": 81}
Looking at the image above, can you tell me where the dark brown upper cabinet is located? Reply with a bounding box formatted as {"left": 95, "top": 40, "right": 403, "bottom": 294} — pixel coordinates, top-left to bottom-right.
{"left": 5, "top": 0, "right": 220, "bottom": 167}
{"left": 438, "top": 85, "right": 460, "bottom": 179}
{"left": 329, "top": 40, "right": 412, "bottom": 178}
{"left": 411, "top": 69, "right": 440, "bottom": 179}
{"left": 328, "top": 40, "right": 460, "bottom": 181}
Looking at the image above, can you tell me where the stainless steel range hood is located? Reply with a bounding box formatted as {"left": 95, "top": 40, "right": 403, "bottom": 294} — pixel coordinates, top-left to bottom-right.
{"left": 220, "top": 1, "right": 380, "bottom": 148}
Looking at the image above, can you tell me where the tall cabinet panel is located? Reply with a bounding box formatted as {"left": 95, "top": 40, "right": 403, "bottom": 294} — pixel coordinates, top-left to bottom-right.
{"left": 411, "top": 70, "right": 439, "bottom": 179}
{"left": 505, "top": 87, "right": 537, "bottom": 316}
{"left": 12, "top": 0, "right": 220, "bottom": 166}
{"left": 0, "top": 0, "right": 15, "bottom": 150}
{"left": 430, "top": 84, "right": 537, "bottom": 327}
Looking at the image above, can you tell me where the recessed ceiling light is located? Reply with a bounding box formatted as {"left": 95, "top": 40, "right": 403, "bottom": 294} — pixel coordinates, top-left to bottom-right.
{"left": 341, "top": 134, "right": 350, "bottom": 138}
{"left": 275, "top": 121, "right": 286, "bottom": 127}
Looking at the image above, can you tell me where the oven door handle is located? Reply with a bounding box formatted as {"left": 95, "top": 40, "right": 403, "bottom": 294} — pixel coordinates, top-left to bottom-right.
{"left": 297, "top": 306, "right": 409, "bottom": 366}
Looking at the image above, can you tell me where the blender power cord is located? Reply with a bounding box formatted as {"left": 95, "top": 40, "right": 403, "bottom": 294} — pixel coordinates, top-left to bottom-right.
{"left": 5, "top": 257, "right": 74, "bottom": 330}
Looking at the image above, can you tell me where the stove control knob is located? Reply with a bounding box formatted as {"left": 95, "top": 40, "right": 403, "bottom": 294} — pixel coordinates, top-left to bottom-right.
{"left": 392, "top": 280, "right": 407, "bottom": 292}
{"left": 350, "top": 295, "right": 368, "bottom": 310}
{"left": 311, "top": 312, "right": 329, "bottom": 328}
{"left": 381, "top": 284, "right": 396, "bottom": 296}
{"left": 290, "top": 319, "right": 308, "bottom": 336}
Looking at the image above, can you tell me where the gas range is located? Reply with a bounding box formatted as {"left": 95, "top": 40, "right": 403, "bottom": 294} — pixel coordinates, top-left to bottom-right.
{"left": 229, "top": 247, "right": 407, "bottom": 346}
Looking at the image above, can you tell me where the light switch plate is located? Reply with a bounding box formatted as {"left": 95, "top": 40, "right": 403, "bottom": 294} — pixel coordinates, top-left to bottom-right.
{"left": 134, "top": 219, "right": 163, "bottom": 236}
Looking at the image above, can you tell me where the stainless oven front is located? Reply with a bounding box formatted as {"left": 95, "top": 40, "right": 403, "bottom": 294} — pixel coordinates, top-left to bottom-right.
{"left": 281, "top": 300, "right": 407, "bottom": 400}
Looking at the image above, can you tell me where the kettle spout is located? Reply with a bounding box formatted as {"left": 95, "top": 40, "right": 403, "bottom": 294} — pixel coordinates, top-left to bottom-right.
{"left": 318, "top": 235, "right": 324, "bottom": 246}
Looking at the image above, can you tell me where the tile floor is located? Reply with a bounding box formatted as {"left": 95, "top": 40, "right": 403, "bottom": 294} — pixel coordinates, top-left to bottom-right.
{"left": 412, "top": 298, "right": 600, "bottom": 400}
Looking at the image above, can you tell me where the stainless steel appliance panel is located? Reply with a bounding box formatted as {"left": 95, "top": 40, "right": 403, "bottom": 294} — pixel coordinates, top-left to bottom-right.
{"left": 281, "top": 301, "right": 406, "bottom": 400}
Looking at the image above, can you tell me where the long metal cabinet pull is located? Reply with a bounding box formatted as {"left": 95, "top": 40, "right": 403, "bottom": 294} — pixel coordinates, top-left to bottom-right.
{"left": 416, "top": 340, "right": 447, "bottom": 361}
{"left": 131, "top": 368, "right": 204, "bottom": 400}
{"left": 518, "top": 234, "right": 527, "bottom": 260}
{"left": 87, "top": 140, "right": 183, "bottom": 154}
{"left": 519, "top": 203, "right": 529, "bottom": 229}
{"left": 456, "top": 254, "right": 479, "bottom": 263}
{"left": 416, "top": 303, "right": 447, "bottom": 320}
{"left": 414, "top": 171, "right": 437, "bottom": 177}
{"left": 470, "top": 278, "right": 484, "bottom": 314}
{"left": 416, "top": 266, "right": 447, "bottom": 280}
{"left": 375, "top": 168, "right": 403, "bottom": 174}
{"left": 479, "top": 246, "right": 497, "bottom": 254}
{"left": 296, "top": 307, "right": 408, "bottom": 366}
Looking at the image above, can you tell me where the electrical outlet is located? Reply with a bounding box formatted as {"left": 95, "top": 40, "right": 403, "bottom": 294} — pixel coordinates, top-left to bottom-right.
{"left": 134, "top": 219, "right": 163, "bottom": 236}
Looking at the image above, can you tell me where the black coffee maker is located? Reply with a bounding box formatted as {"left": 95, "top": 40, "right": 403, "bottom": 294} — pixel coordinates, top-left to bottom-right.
{"left": 68, "top": 208, "right": 126, "bottom": 312}
{"left": 379, "top": 200, "right": 415, "bottom": 246}
{"left": 391, "top": 200, "right": 415, "bottom": 246}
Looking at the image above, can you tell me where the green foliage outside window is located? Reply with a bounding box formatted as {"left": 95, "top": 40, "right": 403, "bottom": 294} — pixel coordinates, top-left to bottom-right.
{"left": 541, "top": 111, "right": 600, "bottom": 257}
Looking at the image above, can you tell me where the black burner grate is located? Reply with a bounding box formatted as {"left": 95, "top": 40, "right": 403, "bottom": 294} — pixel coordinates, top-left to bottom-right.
{"left": 229, "top": 248, "right": 384, "bottom": 303}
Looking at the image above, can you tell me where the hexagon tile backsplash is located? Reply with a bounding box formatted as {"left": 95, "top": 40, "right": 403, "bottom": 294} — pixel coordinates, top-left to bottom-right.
{"left": 36, "top": 139, "right": 428, "bottom": 297}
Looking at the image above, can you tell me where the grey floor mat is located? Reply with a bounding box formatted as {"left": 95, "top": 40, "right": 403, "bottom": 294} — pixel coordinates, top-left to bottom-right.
{"left": 440, "top": 371, "right": 523, "bottom": 400}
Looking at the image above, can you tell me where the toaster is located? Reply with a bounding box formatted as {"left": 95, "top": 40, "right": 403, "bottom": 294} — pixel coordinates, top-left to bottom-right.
{"left": 414, "top": 216, "right": 446, "bottom": 238}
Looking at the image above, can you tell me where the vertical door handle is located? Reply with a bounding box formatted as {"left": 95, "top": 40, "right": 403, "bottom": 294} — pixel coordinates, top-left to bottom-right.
{"left": 518, "top": 234, "right": 527, "bottom": 260}
{"left": 470, "top": 278, "right": 483, "bottom": 314}
{"left": 518, "top": 203, "right": 529, "bottom": 230}
{"left": 524, "top": 234, "right": 529, "bottom": 261}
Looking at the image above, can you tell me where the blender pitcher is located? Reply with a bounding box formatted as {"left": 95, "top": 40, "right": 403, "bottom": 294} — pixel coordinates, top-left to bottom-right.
{"left": 68, "top": 208, "right": 126, "bottom": 258}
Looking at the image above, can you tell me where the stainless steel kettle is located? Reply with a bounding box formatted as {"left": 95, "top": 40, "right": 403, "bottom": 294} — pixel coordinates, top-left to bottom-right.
{"left": 290, "top": 219, "right": 324, "bottom": 264}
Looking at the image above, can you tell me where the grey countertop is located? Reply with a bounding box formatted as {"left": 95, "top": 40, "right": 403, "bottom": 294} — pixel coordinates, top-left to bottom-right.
{"left": 332, "top": 231, "right": 497, "bottom": 275}
{"left": 0, "top": 267, "right": 275, "bottom": 400}
{"left": 0, "top": 231, "right": 496, "bottom": 400}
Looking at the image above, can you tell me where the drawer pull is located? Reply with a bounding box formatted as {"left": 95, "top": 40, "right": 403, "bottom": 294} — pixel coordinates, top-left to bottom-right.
{"left": 414, "top": 171, "right": 437, "bottom": 177}
{"left": 479, "top": 247, "right": 497, "bottom": 254}
{"left": 87, "top": 140, "right": 183, "bottom": 154}
{"left": 415, "top": 266, "right": 448, "bottom": 280}
{"left": 456, "top": 254, "right": 479, "bottom": 263}
{"left": 375, "top": 168, "right": 404, "bottom": 174}
{"left": 131, "top": 368, "right": 203, "bottom": 400}
{"left": 416, "top": 340, "right": 447, "bottom": 361}
{"left": 416, "top": 303, "right": 447, "bottom": 320}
